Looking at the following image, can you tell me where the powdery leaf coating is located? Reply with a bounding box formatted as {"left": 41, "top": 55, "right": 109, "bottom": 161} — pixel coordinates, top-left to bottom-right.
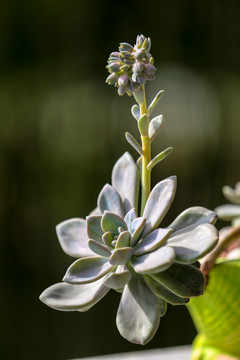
{"left": 131, "top": 246, "right": 175, "bottom": 274}
{"left": 142, "top": 176, "right": 177, "bottom": 237}
{"left": 167, "top": 223, "right": 219, "bottom": 263}
{"left": 116, "top": 274, "right": 161, "bottom": 345}
{"left": 40, "top": 151, "right": 218, "bottom": 345}
{"left": 86, "top": 216, "right": 103, "bottom": 244}
{"left": 40, "top": 278, "right": 109, "bottom": 311}
{"left": 101, "top": 210, "right": 127, "bottom": 234}
{"left": 103, "top": 266, "right": 132, "bottom": 289}
{"left": 63, "top": 256, "right": 114, "bottom": 284}
{"left": 112, "top": 152, "right": 139, "bottom": 214}
{"left": 98, "top": 183, "right": 124, "bottom": 218}
{"left": 56, "top": 218, "right": 95, "bottom": 258}
{"left": 88, "top": 239, "right": 112, "bottom": 257}
{"left": 109, "top": 247, "right": 134, "bottom": 266}
{"left": 169, "top": 206, "right": 218, "bottom": 232}
{"left": 148, "top": 114, "right": 163, "bottom": 141}
{"left": 134, "top": 228, "right": 172, "bottom": 256}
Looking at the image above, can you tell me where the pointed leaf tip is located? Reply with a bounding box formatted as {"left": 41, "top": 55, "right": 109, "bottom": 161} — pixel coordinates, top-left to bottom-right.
{"left": 142, "top": 176, "right": 177, "bottom": 237}
{"left": 112, "top": 152, "right": 139, "bottom": 214}
{"left": 125, "top": 132, "right": 143, "bottom": 156}
{"left": 148, "top": 90, "right": 164, "bottom": 116}
{"left": 97, "top": 183, "right": 124, "bottom": 218}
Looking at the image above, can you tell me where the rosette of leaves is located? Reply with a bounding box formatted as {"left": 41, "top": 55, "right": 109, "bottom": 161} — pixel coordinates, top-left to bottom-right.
{"left": 106, "top": 34, "right": 156, "bottom": 96}
{"left": 215, "top": 182, "right": 240, "bottom": 226}
{"left": 40, "top": 152, "right": 218, "bottom": 345}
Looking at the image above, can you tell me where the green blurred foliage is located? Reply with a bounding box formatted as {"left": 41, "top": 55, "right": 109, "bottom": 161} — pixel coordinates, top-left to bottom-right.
{"left": 0, "top": 0, "right": 240, "bottom": 359}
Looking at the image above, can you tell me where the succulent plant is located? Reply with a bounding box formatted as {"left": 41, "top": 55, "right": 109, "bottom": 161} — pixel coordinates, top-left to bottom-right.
{"left": 215, "top": 182, "right": 240, "bottom": 226}
{"left": 40, "top": 152, "right": 218, "bottom": 344}
{"left": 40, "top": 34, "right": 219, "bottom": 345}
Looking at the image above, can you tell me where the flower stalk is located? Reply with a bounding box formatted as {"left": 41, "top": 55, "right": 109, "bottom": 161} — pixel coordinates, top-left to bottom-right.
{"left": 138, "top": 85, "right": 151, "bottom": 214}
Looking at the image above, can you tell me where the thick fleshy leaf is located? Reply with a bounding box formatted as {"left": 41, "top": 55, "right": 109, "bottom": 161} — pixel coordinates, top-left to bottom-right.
{"left": 101, "top": 211, "right": 127, "bottom": 234}
{"left": 131, "top": 104, "right": 140, "bottom": 120}
{"left": 169, "top": 206, "right": 218, "bottom": 233}
{"left": 167, "top": 223, "right": 218, "bottom": 263}
{"left": 103, "top": 266, "right": 132, "bottom": 289}
{"left": 147, "top": 147, "right": 173, "bottom": 171}
{"left": 223, "top": 184, "right": 240, "bottom": 205}
{"left": 148, "top": 90, "right": 164, "bottom": 116}
{"left": 116, "top": 273, "right": 160, "bottom": 344}
{"left": 39, "top": 278, "right": 109, "bottom": 311}
{"left": 125, "top": 132, "right": 143, "bottom": 156}
{"left": 138, "top": 114, "right": 149, "bottom": 136}
{"left": 102, "top": 231, "right": 113, "bottom": 248}
{"left": 148, "top": 114, "right": 163, "bottom": 142}
{"left": 63, "top": 256, "right": 114, "bottom": 284}
{"left": 88, "top": 239, "right": 111, "bottom": 257}
{"left": 142, "top": 176, "right": 177, "bottom": 237}
{"left": 131, "top": 246, "right": 175, "bottom": 274}
{"left": 109, "top": 247, "right": 133, "bottom": 265}
{"left": 124, "top": 208, "right": 137, "bottom": 231}
{"left": 56, "top": 218, "right": 95, "bottom": 258}
{"left": 112, "top": 152, "right": 140, "bottom": 214}
{"left": 134, "top": 228, "right": 173, "bottom": 256}
{"left": 151, "top": 262, "right": 204, "bottom": 298}
{"left": 158, "top": 298, "right": 167, "bottom": 317}
{"left": 86, "top": 216, "right": 103, "bottom": 244}
{"left": 88, "top": 207, "right": 101, "bottom": 216}
{"left": 144, "top": 275, "right": 189, "bottom": 305}
{"left": 130, "top": 217, "right": 146, "bottom": 246}
{"left": 116, "top": 231, "right": 130, "bottom": 248}
{"left": 97, "top": 184, "right": 124, "bottom": 218}
{"left": 215, "top": 204, "right": 240, "bottom": 221}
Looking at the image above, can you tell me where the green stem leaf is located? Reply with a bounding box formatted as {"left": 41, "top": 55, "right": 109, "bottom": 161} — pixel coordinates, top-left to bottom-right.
{"left": 147, "top": 147, "right": 173, "bottom": 171}
{"left": 125, "top": 132, "right": 143, "bottom": 155}
{"left": 148, "top": 90, "right": 164, "bottom": 116}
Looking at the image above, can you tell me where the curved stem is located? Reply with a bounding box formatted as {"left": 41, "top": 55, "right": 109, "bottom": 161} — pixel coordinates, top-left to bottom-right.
{"left": 201, "top": 225, "right": 240, "bottom": 278}
{"left": 140, "top": 85, "right": 151, "bottom": 215}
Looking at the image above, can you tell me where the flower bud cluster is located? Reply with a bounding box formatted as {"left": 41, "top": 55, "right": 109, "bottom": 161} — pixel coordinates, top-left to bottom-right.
{"left": 106, "top": 35, "right": 156, "bottom": 96}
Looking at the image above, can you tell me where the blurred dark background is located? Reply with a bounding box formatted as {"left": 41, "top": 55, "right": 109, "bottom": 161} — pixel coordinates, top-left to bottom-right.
{"left": 1, "top": 0, "right": 240, "bottom": 359}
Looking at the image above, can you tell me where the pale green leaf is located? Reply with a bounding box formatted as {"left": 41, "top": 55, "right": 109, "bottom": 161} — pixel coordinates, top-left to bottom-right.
{"left": 101, "top": 210, "right": 127, "bottom": 234}
{"left": 109, "top": 247, "right": 133, "bottom": 265}
{"left": 98, "top": 183, "right": 124, "bottom": 218}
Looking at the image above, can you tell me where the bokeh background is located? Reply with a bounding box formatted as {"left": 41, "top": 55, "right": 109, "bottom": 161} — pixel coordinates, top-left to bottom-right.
{"left": 1, "top": 0, "right": 240, "bottom": 359}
